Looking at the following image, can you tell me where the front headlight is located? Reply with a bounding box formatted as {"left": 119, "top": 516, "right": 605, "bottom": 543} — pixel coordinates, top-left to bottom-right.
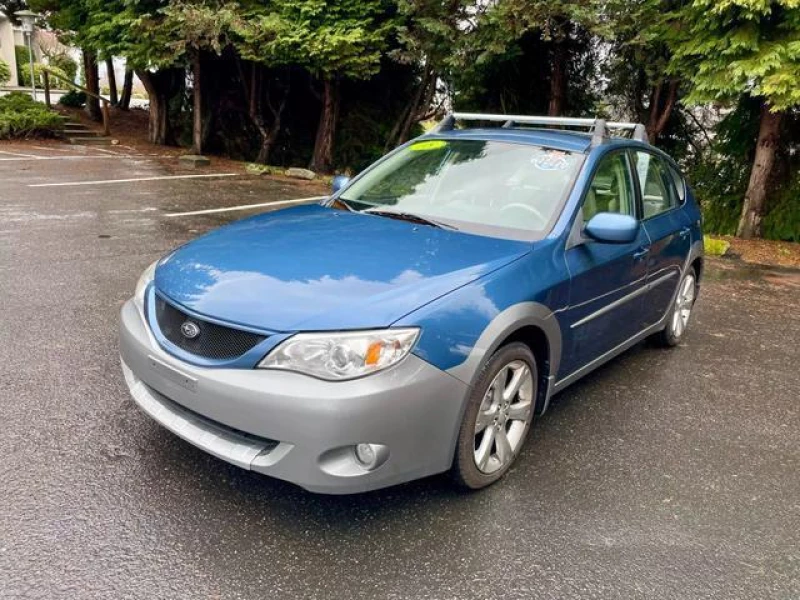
{"left": 259, "top": 328, "right": 420, "bottom": 381}
{"left": 134, "top": 260, "right": 158, "bottom": 310}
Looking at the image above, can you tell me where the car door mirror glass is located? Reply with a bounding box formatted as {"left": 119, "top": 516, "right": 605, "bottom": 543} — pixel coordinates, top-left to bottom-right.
{"left": 332, "top": 175, "right": 351, "bottom": 195}
{"left": 584, "top": 212, "right": 639, "bottom": 244}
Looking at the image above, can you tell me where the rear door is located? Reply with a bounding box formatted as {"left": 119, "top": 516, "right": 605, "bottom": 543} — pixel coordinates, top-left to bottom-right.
{"left": 561, "top": 150, "right": 650, "bottom": 377}
{"left": 631, "top": 150, "right": 692, "bottom": 326}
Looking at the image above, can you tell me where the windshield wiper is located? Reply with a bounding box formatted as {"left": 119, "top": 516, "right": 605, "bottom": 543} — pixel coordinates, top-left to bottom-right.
{"left": 365, "top": 209, "right": 458, "bottom": 230}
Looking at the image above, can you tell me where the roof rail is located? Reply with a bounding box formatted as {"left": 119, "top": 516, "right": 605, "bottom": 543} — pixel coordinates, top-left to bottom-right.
{"left": 430, "top": 112, "right": 649, "bottom": 146}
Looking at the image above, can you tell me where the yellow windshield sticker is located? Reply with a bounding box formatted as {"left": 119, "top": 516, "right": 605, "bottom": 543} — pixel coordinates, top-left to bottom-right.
{"left": 410, "top": 140, "right": 447, "bottom": 152}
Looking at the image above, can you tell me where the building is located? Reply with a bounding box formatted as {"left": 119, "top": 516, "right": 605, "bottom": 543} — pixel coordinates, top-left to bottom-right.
{"left": 0, "top": 11, "right": 19, "bottom": 86}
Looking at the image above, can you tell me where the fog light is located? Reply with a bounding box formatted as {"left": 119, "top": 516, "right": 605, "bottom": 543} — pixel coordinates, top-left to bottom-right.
{"left": 354, "top": 443, "right": 388, "bottom": 470}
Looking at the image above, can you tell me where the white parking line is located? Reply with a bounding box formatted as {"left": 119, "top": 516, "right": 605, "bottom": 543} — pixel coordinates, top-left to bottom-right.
{"left": 28, "top": 173, "right": 240, "bottom": 188}
{"left": 164, "top": 196, "right": 327, "bottom": 217}
{"left": 0, "top": 149, "right": 41, "bottom": 158}
{"left": 0, "top": 155, "right": 126, "bottom": 162}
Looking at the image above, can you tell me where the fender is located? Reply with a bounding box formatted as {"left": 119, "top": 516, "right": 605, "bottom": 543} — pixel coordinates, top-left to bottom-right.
{"left": 446, "top": 301, "right": 562, "bottom": 414}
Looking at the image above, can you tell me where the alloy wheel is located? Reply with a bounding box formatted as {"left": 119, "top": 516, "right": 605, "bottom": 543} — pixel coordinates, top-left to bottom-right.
{"left": 473, "top": 360, "right": 534, "bottom": 474}
{"left": 671, "top": 272, "right": 696, "bottom": 339}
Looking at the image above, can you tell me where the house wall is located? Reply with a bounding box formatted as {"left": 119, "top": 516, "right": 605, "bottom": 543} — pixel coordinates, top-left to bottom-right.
{"left": 0, "top": 12, "right": 19, "bottom": 87}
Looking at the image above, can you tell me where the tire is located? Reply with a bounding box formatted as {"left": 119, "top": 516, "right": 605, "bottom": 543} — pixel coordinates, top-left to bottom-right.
{"left": 652, "top": 267, "right": 698, "bottom": 347}
{"left": 452, "top": 342, "right": 538, "bottom": 490}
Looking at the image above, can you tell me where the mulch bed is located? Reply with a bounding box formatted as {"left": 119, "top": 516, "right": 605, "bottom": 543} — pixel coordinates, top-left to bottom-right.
{"left": 719, "top": 236, "right": 800, "bottom": 269}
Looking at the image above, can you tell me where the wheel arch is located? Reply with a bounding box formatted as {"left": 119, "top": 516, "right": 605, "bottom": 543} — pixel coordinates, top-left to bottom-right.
{"left": 446, "top": 302, "right": 562, "bottom": 414}
{"left": 496, "top": 325, "right": 553, "bottom": 414}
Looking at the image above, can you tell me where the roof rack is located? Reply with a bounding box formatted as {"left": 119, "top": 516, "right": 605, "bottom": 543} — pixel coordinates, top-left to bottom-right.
{"left": 429, "top": 112, "right": 649, "bottom": 146}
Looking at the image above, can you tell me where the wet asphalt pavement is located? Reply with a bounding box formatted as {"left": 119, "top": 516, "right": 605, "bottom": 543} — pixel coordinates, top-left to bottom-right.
{"left": 0, "top": 142, "right": 798, "bottom": 599}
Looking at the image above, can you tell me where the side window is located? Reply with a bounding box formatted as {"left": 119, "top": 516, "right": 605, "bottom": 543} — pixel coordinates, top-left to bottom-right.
{"left": 634, "top": 152, "right": 678, "bottom": 218}
{"left": 668, "top": 165, "right": 686, "bottom": 203}
{"left": 582, "top": 153, "right": 636, "bottom": 222}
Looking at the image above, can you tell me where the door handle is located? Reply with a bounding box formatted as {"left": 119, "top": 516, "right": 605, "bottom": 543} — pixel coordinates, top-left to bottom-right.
{"left": 633, "top": 247, "right": 650, "bottom": 261}
{"left": 679, "top": 227, "right": 691, "bottom": 239}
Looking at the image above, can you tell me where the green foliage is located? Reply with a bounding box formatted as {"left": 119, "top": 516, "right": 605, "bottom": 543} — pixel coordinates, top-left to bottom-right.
{"left": 0, "top": 92, "right": 64, "bottom": 139}
{"left": 15, "top": 46, "right": 30, "bottom": 84}
{"left": 236, "top": 0, "right": 393, "bottom": 79}
{"left": 704, "top": 235, "right": 730, "bottom": 256}
{"left": 762, "top": 173, "right": 800, "bottom": 241}
{"left": 0, "top": 59, "right": 10, "bottom": 86}
{"left": 688, "top": 99, "right": 761, "bottom": 234}
{"left": 665, "top": 0, "right": 800, "bottom": 110}
{"left": 19, "top": 62, "right": 70, "bottom": 88}
{"left": 58, "top": 88, "right": 86, "bottom": 107}
{"left": 48, "top": 54, "right": 78, "bottom": 83}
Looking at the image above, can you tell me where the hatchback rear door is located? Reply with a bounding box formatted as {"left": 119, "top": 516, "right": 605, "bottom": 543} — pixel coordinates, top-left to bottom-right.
{"left": 631, "top": 150, "right": 693, "bottom": 327}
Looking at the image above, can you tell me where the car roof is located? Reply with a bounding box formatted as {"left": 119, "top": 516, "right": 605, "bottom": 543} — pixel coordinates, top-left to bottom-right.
{"left": 424, "top": 128, "right": 646, "bottom": 155}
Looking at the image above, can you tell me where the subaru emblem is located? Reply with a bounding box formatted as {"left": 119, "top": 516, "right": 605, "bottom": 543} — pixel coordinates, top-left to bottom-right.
{"left": 180, "top": 321, "right": 201, "bottom": 339}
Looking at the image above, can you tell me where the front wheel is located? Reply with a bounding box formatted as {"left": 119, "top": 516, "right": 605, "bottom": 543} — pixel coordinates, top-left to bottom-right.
{"left": 653, "top": 267, "right": 697, "bottom": 347}
{"left": 452, "top": 343, "right": 537, "bottom": 490}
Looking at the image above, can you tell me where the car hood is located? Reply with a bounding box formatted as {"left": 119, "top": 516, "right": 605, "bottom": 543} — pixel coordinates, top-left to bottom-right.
{"left": 154, "top": 204, "right": 530, "bottom": 332}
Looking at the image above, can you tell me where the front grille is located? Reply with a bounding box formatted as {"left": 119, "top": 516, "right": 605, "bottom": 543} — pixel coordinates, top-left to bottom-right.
{"left": 154, "top": 296, "right": 267, "bottom": 361}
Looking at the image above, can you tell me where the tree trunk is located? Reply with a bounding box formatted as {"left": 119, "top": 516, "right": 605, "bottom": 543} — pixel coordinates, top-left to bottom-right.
{"left": 548, "top": 35, "right": 569, "bottom": 117}
{"left": 645, "top": 80, "right": 679, "bottom": 143}
{"left": 83, "top": 50, "right": 101, "bottom": 121}
{"left": 192, "top": 53, "right": 203, "bottom": 155}
{"left": 119, "top": 68, "right": 133, "bottom": 111}
{"left": 105, "top": 57, "right": 118, "bottom": 106}
{"left": 309, "top": 77, "right": 340, "bottom": 173}
{"left": 394, "top": 66, "right": 437, "bottom": 149}
{"left": 136, "top": 68, "right": 179, "bottom": 146}
{"left": 737, "top": 103, "right": 783, "bottom": 239}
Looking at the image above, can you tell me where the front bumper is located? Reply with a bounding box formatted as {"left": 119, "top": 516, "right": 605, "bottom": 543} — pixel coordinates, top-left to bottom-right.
{"left": 119, "top": 299, "right": 469, "bottom": 494}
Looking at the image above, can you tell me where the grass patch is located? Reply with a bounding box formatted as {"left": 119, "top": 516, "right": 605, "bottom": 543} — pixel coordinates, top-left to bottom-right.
{"left": 704, "top": 235, "right": 730, "bottom": 257}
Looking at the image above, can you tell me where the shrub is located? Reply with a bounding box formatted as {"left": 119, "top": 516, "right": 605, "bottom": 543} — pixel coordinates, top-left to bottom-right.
{"left": 763, "top": 175, "right": 800, "bottom": 242}
{"left": 0, "top": 59, "right": 10, "bottom": 86}
{"left": 58, "top": 89, "right": 86, "bottom": 108}
{"left": 15, "top": 46, "right": 30, "bottom": 84}
{"left": 48, "top": 54, "right": 78, "bottom": 84}
{"left": 0, "top": 92, "right": 64, "bottom": 139}
{"left": 14, "top": 48, "right": 70, "bottom": 89}
{"left": 704, "top": 235, "right": 730, "bottom": 257}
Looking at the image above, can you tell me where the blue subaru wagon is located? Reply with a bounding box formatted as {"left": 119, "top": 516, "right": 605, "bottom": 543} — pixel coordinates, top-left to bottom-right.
{"left": 120, "top": 113, "right": 703, "bottom": 494}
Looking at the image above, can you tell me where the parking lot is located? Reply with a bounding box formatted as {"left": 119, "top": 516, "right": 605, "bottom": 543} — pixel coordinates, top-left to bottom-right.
{"left": 1, "top": 142, "right": 798, "bottom": 599}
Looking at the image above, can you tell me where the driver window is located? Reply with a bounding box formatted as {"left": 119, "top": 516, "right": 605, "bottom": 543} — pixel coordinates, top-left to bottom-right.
{"left": 582, "top": 153, "right": 636, "bottom": 222}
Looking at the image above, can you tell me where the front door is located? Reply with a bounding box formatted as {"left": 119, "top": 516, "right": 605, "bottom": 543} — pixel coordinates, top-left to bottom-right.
{"left": 561, "top": 151, "right": 650, "bottom": 378}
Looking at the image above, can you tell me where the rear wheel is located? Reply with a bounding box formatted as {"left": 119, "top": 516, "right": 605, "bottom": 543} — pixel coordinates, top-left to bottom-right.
{"left": 452, "top": 343, "right": 537, "bottom": 490}
{"left": 653, "top": 267, "right": 697, "bottom": 347}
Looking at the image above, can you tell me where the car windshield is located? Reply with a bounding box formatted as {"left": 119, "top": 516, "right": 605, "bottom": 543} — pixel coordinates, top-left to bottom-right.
{"left": 338, "top": 139, "right": 584, "bottom": 239}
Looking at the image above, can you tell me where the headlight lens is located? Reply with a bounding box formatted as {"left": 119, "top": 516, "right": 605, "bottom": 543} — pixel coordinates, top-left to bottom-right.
{"left": 134, "top": 260, "right": 158, "bottom": 310}
{"left": 259, "top": 328, "right": 420, "bottom": 381}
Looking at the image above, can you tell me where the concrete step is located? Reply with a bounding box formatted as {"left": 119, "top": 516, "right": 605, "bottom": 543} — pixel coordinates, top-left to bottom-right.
{"left": 67, "top": 137, "right": 113, "bottom": 146}
{"left": 63, "top": 122, "right": 90, "bottom": 130}
{"left": 63, "top": 129, "right": 101, "bottom": 136}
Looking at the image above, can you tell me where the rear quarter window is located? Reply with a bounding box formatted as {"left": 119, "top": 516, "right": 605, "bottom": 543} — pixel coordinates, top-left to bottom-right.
{"left": 668, "top": 165, "right": 686, "bottom": 203}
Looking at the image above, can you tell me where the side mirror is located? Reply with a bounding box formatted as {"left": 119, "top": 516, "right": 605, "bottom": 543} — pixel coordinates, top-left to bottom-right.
{"left": 331, "top": 175, "right": 351, "bottom": 195}
{"left": 584, "top": 212, "right": 639, "bottom": 244}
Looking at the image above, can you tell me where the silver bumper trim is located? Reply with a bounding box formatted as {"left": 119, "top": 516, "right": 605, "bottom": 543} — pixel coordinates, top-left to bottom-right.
{"left": 122, "top": 360, "right": 287, "bottom": 470}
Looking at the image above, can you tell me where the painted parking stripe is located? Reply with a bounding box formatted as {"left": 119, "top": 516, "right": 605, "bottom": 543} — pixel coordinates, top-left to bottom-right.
{"left": 0, "top": 155, "right": 129, "bottom": 162}
{"left": 28, "top": 173, "right": 239, "bottom": 188}
{"left": 0, "top": 149, "right": 41, "bottom": 158}
{"left": 165, "top": 196, "right": 327, "bottom": 217}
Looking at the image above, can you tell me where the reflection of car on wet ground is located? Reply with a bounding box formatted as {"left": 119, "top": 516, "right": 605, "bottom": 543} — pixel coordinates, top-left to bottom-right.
{"left": 120, "top": 112, "right": 704, "bottom": 494}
